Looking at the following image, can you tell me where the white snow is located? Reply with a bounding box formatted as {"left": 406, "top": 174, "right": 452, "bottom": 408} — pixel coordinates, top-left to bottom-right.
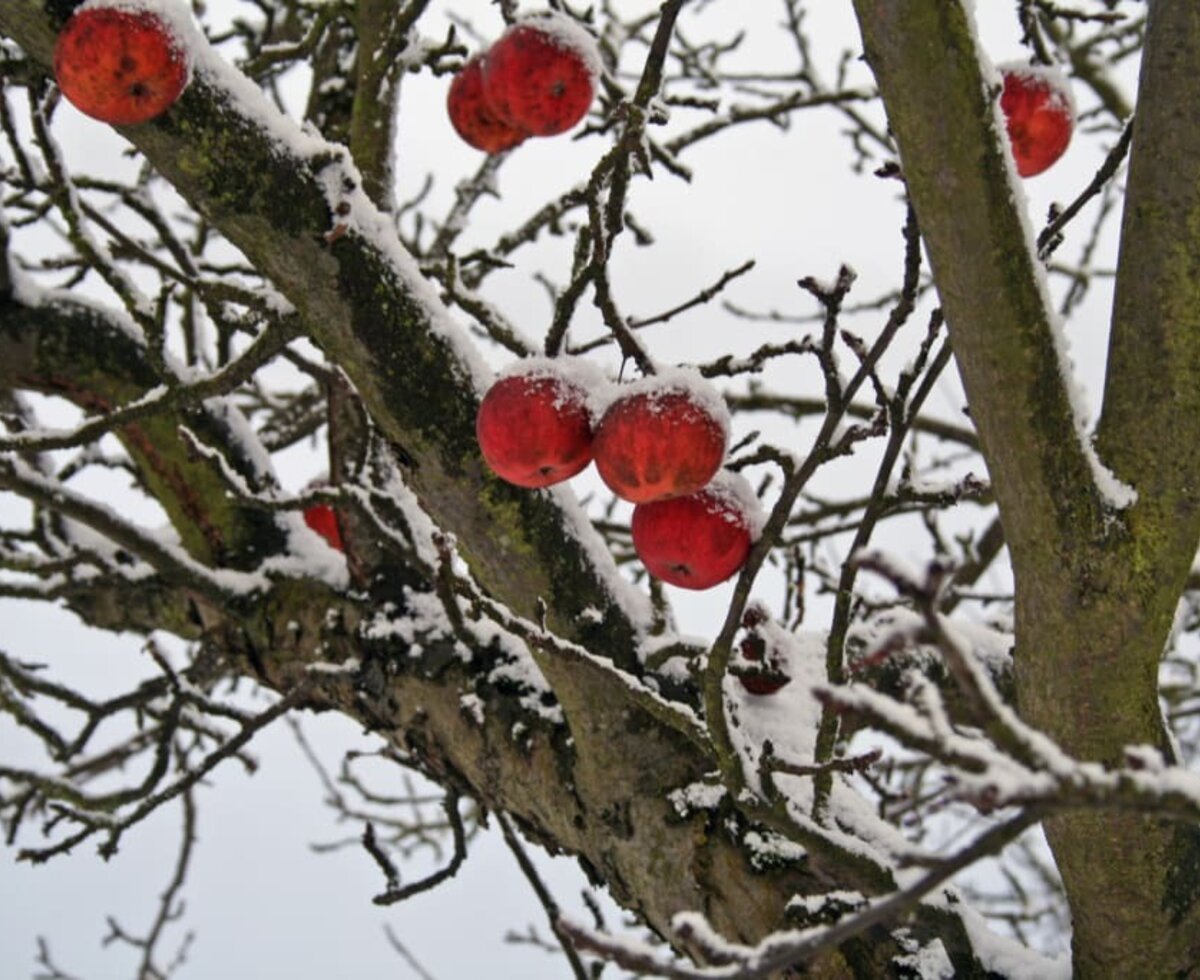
{"left": 724, "top": 624, "right": 826, "bottom": 797}
{"left": 700, "top": 470, "right": 766, "bottom": 539}
{"left": 892, "top": 934, "right": 955, "bottom": 979}
{"left": 459, "top": 692, "right": 485, "bottom": 726}
{"left": 492, "top": 354, "right": 607, "bottom": 419}
{"left": 307, "top": 658, "right": 361, "bottom": 675}
{"left": 953, "top": 898, "right": 1071, "bottom": 979}
{"left": 742, "top": 828, "right": 807, "bottom": 869}
{"left": 591, "top": 364, "right": 732, "bottom": 449}
{"left": 995, "top": 60, "right": 1077, "bottom": 120}
{"left": 668, "top": 778, "right": 727, "bottom": 817}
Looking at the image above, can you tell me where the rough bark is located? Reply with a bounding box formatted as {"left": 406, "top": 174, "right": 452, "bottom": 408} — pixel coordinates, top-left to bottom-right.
{"left": 853, "top": 2, "right": 1200, "bottom": 975}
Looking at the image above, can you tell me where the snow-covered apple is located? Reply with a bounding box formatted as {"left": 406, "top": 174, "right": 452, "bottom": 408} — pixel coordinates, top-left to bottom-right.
{"left": 998, "top": 65, "right": 1073, "bottom": 178}
{"left": 736, "top": 634, "right": 791, "bottom": 695}
{"left": 447, "top": 55, "right": 528, "bottom": 154}
{"left": 54, "top": 6, "right": 190, "bottom": 126}
{"left": 631, "top": 475, "right": 760, "bottom": 590}
{"left": 476, "top": 361, "right": 594, "bottom": 488}
{"left": 482, "top": 20, "right": 598, "bottom": 137}
{"left": 303, "top": 502, "right": 344, "bottom": 552}
{"left": 593, "top": 376, "right": 728, "bottom": 504}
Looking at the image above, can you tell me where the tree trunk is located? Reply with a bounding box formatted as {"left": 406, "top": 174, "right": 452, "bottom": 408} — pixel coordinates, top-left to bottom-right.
{"left": 853, "top": 2, "right": 1200, "bottom": 974}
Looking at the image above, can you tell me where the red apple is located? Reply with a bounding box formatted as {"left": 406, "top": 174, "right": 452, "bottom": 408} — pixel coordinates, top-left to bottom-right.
{"left": 631, "top": 480, "right": 755, "bottom": 590}
{"left": 303, "top": 502, "right": 344, "bottom": 552}
{"left": 447, "top": 55, "right": 528, "bottom": 154}
{"left": 54, "top": 6, "right": 190, "bottom": 126}
{"left": 998, "top": 66, "right": 1073, "bottom": 178}
{"left": 476, "top": 364, "right": 594, "bottom": 488}
{"left": 593, "top": 383, "right": 727, "bottom": 504}
{"left": 482, "top": 21, "right": 597, "bottom": 137}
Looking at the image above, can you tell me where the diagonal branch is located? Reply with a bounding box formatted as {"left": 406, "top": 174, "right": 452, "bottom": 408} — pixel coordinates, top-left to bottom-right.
{"left": 851, "top": 0, "right": 1113, "bottom": 581}
{"left": 0, "top": 290, "right": 285, "bottom": 567}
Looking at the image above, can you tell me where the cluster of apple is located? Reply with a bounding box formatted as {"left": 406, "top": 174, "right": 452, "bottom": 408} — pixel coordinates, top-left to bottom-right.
{"left": 447, "top": 17, "right": 600, "bottom": 154}
{"left": 997, "top": 65, "right": 1074, "bottom": 177}
{"left": 475, "top": 360, "right": 762, "bottom": 591}
{"left": 53, "top": 3, "right": 191, "bottom": 126}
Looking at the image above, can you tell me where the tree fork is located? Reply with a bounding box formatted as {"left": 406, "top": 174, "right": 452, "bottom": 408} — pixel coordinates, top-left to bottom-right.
{"left": 853, "top": 1, "right": 1200, "bottom": 974}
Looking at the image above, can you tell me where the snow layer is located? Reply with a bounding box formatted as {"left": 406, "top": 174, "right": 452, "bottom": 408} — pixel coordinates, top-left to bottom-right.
{"left": 508, "top": 11, "right": 606, "bottom": 85}
{"left": 591, "top": 364, "right": 732, "bottom": 447}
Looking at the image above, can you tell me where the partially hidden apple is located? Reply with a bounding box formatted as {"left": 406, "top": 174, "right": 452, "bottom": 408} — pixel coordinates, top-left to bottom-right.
{"left": 593, "top": 373, "right": 728, "bottom": 504}
{"left": 476, "top": 360, "right": 594, "bottom": 488}
{"left": 736, "top": 633, "right": 791, "bottom": 695}
{"left": 631, "top": 473, "right": 761, "bottom": 590}
{"left": 998, "top": 65, "right": 1073, "bottom": 178}
{"left": 447, "top": 54, "right": 528, "bottom": 154}
{"left": 734, "top": 606, "right": 792, "bottom": 695}
{"left": 303, "top": 502, "right": 344, "bottom": 552}
{"left": 54, "top": 6, "right": 190, "bottom": 126}
{"left": 482, "top": 19, "right": 599, "bottom": 137}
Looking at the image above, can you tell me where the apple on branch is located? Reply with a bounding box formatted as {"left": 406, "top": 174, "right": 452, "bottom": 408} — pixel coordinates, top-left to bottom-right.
{"left": 481, "top": 16, "right": 600, "bottom": 138}
{"left": 732, "top": 603, "right": 792, "bottom": 695}
{"left": 631, "top": 473, "right": 762, "bottom": 590}
{"left": 592, "top": 371, "right": 729, "bottom": 504}
{"left": 54, "top": 5, "right": 190, "bottom": 126}
{"left": 447, "top": 54, "right": 528, "bottom": 154}
{"left": 997, "top": 64, "right": 1074, "bottom": 178}
{"left": 475, "top": 359, "right": 596, "bottom": 489}
{"left": 303, "top": 502, "right": 344, "bottom": 553}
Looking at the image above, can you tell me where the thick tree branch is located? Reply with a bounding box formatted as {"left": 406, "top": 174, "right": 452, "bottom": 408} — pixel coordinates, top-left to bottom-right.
{"left": 0, "top": 289, "right": 284, "bottom": 568}
{"left": 853, "top": 3, "right": 1200, "bottom": 974}
{"left": 1098, "top": 4, "right": 1200, "bottom": 599}
{"left": 851, "top": 0, "right": 1110, "bottom": 579}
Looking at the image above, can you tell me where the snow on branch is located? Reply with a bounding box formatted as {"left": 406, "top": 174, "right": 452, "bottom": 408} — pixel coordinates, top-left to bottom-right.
{"left": 823, "top": 552, "right": 1200, "bottom": 823}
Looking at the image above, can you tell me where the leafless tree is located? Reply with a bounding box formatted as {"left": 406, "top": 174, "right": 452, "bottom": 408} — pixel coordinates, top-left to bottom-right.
{"left": 2, "top": 0, "right": 1198, "bottom": 976}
